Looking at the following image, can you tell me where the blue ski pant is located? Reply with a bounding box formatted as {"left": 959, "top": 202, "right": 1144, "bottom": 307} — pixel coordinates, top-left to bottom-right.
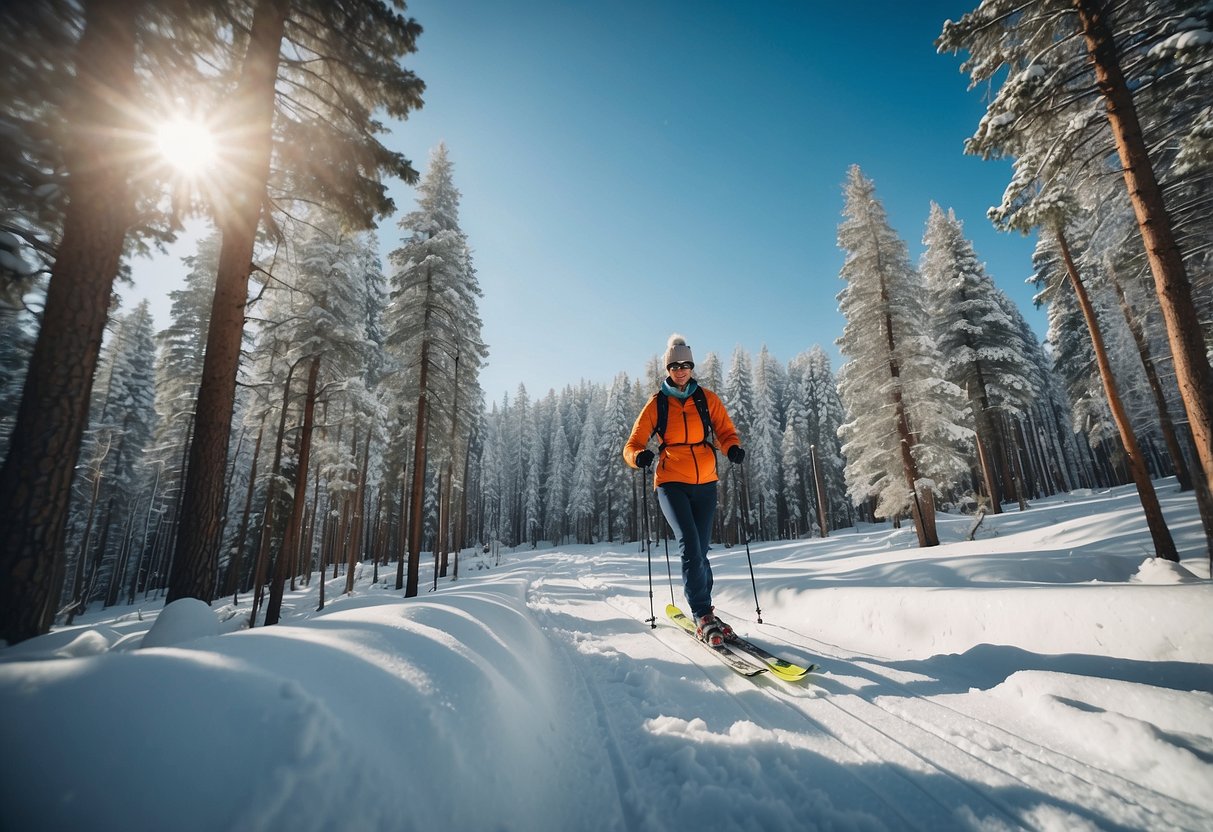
{"left": 656, "top": 481, "right": 717, "bottom": 620}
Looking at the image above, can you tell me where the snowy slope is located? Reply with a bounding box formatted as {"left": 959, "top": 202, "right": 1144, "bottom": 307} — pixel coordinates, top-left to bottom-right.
{"left": 2, "top": 480, "right": 1211, "bottom": 831}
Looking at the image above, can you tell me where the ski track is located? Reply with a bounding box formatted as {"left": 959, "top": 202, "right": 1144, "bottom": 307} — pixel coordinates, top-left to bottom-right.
{"left": 524, "top": 551, "right": 1209, "bottom": 832}
{"left": 754, "top": 616, "right": 1212, "bottom": 831}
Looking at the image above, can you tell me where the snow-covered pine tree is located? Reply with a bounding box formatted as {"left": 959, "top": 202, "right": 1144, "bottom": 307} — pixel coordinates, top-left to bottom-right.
{"left": 1034, "top": 216, "right": 1179, "bottom": 559}
{"left": 169, "top": 0, "right": 426, "bottom": 610}
{"left": 721, "top": 348, "right": 757, "bottom": 541}
{"left": 921, "top": 203, "right": 1037, "bottom": 512}
{"left": 835, "top": 166, "right": 971, "bottom": 547}
{"left": 253, "top": 209, "right": 386, "bottom": 623}
{"left": 65, "top": 301, "right": 157, "bottom": 619}
{"left": 544, "top": 412, "right": 571, "bottom": 546}
{"left": 478, "top": 402, "right": 505, "bottom": 552}
{"left": 568, "top": 406, "right": 601, "bottom": 544}
{"left": 748, "top": 346, "right": 784, "bottom": 540}
{"left": 785, "top": 347, "right": 848, "bottom": 535}
{"left": 507, "top": 385, "right": 533, "bottom": 548}
{"left": 698, "top": 352, "right": 723, "bottom": 396}
{"left": 599, "top": 373, "right": 635, "bottom": 543}
{"left": 384, "top": 144, "right": 487, "bottom": 595}
{"left": 939, "top": 0, "right": 1213, "bottom": 517}
{"left": 522, "top": 395, "right": 546, "bottom": 548}
{"left": 141, "top": 231, "right": 220, "bottom": 579}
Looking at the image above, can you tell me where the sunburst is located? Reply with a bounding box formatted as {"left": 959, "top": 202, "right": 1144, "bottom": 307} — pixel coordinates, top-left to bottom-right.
{"left": 154, "top": 116, "right": 217, "bottom": 179}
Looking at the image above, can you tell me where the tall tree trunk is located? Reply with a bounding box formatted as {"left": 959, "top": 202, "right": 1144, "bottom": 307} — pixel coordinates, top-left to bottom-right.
{"left": 1108, "top": 273, "right": 1194, "bottom": 492}
{"left": 1073, "top": 0, "right": 1213, "bottom": 506}
{"left": 439, "top": 351, "right": 462, "bottom": 579}
{"left": 0, "top": 0, "right": 139, "bottom": 644}
{"left": 1006, "top": 417, "right": 1030, "bottom": 511}
{"left": 225, "top": 419, "right": 265, "bottom": 601}
{"left": 66, "top": 455, "right": 108, "bottom": 625}
{"left": 1056, "top": 225, "right": 1177, "bottom": 560}
{"left": 249, "top": 358, "right": 300, "bottom": 625}
{"left": 129, "top": 464, "right": 161, "bottom": 605}
{"left": 455, "top": 438, "right": 472, "bottom": 579}
{"left": 881, "top": 305, "right": 938, "bottom": 547}
{"left": 344, "top": 426, "right": 372, "bottom": 594}
{"left": 406, "top": 275, "right": 435, "bottom": 597}
{"left": 810, "top": 444, "right": 829, "bottom": 538}
{"left": 265, "top": 354, "right": 319, "bottom": 626}
{"left": 395, "top": 471, "right": 408, "bottom": 590}
{"left": 168, "top": 0, "right": 289, "bottom": 605}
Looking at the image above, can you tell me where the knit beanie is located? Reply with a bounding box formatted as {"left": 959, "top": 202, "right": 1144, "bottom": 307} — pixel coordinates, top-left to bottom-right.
{"left": 663, "top": 333, "right": 694, "bottom": 368}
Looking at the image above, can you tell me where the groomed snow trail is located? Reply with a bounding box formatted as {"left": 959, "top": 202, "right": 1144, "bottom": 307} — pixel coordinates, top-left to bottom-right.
{"left": 523, "top": 546, "right": 1212, "bottom": 832}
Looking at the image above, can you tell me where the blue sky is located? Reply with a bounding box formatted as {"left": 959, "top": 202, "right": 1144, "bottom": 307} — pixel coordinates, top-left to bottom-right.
{"left": 130, "top": 1, "right": 1043, "bottom": 404}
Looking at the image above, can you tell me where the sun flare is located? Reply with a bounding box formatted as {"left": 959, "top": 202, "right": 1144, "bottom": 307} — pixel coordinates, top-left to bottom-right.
{"left": 154, "top": 117, "right": 217, "bottom": 177}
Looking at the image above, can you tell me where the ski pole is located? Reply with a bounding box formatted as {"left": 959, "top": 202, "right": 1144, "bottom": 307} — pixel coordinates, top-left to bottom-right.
{"left": 641, "top": 464, "right": 656, "bottom": 628}
{"left": 662, "top": 522, "right": 675, "bottom": 605}
{"left": 734, "top": 461, "right": 763, "bottom": 624}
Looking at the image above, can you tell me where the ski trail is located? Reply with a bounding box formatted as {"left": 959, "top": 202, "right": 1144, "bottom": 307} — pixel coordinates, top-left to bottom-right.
{"left": 728, "top": 608, "right": 1211, "bottom": 830}
{"left": 519, "top": 549, "right": 1210, "bottom": 831}
{"left": 560, "top": 566, "right": 982, "bottom": 830}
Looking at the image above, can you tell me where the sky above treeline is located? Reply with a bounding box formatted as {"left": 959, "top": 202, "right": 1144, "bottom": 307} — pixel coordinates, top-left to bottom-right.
{"left": 128, "top": 1, "right": 1042, "bottom": 404}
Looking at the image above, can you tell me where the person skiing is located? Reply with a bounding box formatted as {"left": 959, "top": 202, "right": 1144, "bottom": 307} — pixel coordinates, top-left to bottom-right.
{"left": 624, "top": 333, "right": 745, "bottom": 647}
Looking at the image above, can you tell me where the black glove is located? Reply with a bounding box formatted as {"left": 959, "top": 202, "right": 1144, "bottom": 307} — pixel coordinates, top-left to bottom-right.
{"left": 636, "top": 449, "right": 655, "bottom": 468}
{"left": 727, "top": 446, "right": 745, "bottom": 464}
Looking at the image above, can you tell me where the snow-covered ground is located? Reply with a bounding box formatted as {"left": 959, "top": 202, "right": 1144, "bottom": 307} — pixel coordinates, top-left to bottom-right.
{"left": 3, "top": 480, "right": 1211, "bottom": 831}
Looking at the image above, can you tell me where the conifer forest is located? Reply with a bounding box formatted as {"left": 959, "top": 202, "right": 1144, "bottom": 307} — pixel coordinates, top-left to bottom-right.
{"left": 1, "top": 0, "right": 1210, "bottom": 647}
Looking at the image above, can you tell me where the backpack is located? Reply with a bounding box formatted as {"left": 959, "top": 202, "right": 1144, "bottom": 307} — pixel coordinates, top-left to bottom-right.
{"left": 651, "top": 386, "right": 714, "bottom": 451}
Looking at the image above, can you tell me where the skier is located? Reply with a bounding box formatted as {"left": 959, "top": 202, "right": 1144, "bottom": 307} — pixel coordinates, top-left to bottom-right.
{"left": 624, "top": 333, "right": 745, "bottom": 646}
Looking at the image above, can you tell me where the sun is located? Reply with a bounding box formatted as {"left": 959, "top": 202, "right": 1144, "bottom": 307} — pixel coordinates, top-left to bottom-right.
{"left": 154, "top": 116, "right": 217, "bottom": 178}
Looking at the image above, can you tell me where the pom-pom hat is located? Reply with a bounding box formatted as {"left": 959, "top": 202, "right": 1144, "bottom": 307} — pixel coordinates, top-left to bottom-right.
{"left": 663, "top": 333, "right": 693, "bottom": 368}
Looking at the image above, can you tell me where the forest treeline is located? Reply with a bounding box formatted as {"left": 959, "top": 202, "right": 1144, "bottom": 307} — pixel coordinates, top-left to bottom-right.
{"left": 1, "top": 0, "right": 1210, "bottom": 644}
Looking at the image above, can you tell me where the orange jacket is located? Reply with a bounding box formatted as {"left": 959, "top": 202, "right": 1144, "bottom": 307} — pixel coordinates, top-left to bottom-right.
{"left": 623, "top": 386, "right": 741, "bottom": 487}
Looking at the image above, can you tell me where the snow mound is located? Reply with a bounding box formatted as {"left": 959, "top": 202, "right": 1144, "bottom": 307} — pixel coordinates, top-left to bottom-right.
{"left": 1132, "top": 557, "right": 1202, "bottom": 585}
{"left": 141, "top": 598, "right": 219, "bottom": 648}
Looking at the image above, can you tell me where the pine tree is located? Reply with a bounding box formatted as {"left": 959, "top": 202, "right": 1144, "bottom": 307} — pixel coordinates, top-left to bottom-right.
{"left": 66, "top": 301, "right": 157, "bottom": 617}
{"left": 169, "top": 0, "right": 425, "bottom": 606}
{"left": 600, "top": 373, "right": 635, "bottom": 542}
{"left": 836, "top": 167, "right": 971, "bottom": 547}
{"left": 940, "top": 0, "right": 1213, "bottom": 516}
{"left": 748, "top": 346, "right": 784, "bottom": 539}
{"left": 0, "top": 299, "right": 36, "bottom": 459}
{"left": 921, "top": 203, "right": 1037, "bottom": 511}
{"left": 254, "top": 209, "right": 384, "bottom": 623}
{"left": 545, "top": 418, "right": 571, "bottom": 545}
{"left": 385, "top": 145, "right": 486, "bottom": 593}
{"left": 0, "top": 0, "right": 145, "bottom": 643}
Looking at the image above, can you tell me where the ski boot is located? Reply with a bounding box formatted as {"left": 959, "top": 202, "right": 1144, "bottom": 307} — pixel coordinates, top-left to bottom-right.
{"left": 696, "top": 612, "right": 725, "bottom": 647}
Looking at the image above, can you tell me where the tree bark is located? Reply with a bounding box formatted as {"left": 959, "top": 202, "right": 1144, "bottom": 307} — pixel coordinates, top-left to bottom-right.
{"left": 1073, "top": 0, "right": 1213, "bottom": 505}
{"left": 881, "top": 299, "right": 938, "bottom": 547}
{"left": 394, "top": 472, "right": 408, "bottom": 590}
{"left": 1056, "top": 225, "right": 1177, "bottom": 560}
{"left": 265, "top": 354, "right": 319, "bottom": 626}
{"left": 810, "top": 444, "right": 829, "bottom": 537}
{"left": 406, "top": 275, "right": 435, "bottom": 597}
{"left": 168, "top": 0, "right": 288, "bottom": 605}
{"left": 0, "top": 0, "right": 139, "bottom": 644}
{"left": 344, "top": 426, "right": 372, "bottom": 594}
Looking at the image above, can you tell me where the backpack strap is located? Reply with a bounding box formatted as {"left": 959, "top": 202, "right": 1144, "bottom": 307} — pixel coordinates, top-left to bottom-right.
{"left": 691, "top": 387, "right": 713, "bottom": 445}
{"left": 650, "top": 388, "right": 713, "bottom": 452}
{"left": 650, "top": 392, "right": 668, "bottom": 445}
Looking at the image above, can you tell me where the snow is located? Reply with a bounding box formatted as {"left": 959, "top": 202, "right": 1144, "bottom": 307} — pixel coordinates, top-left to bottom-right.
{"left": 2, "top": 480, "right": 1212, "bottom": 831}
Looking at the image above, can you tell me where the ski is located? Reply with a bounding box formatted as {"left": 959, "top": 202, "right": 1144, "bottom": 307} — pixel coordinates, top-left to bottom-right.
{"left": 668, "top": 604, "right": 818, "bottom": 682}
{"left": 723, "top": 632, "right": 818, "bottom": 682}
{"left": 664, "top": 604, "right": 766, "bottom": 677}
